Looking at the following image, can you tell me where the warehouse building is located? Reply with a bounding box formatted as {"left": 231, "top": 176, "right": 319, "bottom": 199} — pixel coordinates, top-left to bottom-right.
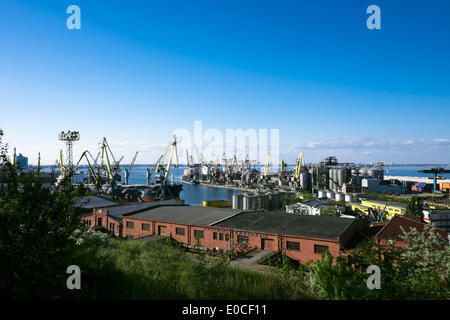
{"left": 81, "top": 199, "right": 185, "bottom": 237}
{"left": 81, "top": 199, "right": 365, "bottom": 263}
{"left": 423, "top": 209, "right": 450, "bottom": 232}
{"left": 375, "top": 215, "right": 448, "bottom": 247}
{"left": 120, "top": 207, "right": 362, "bottom": 263}
{"left": 213, "top": 212, "right": 363, "bottom": 263}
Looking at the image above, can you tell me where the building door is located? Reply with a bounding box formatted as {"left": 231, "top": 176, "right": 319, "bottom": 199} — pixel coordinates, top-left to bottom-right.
{"left": 158, "top": 225, "right": 167, "bottom": 236}
{"left": 97, "top": 217, "right": 103, "bottom": 227}
{"left": 261, "top": 238, "right": 273, "bottom": 250}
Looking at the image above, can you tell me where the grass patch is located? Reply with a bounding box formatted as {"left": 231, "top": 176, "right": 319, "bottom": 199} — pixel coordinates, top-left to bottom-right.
{"left": 67, "top": 238, "right": 315, "bottom": 300}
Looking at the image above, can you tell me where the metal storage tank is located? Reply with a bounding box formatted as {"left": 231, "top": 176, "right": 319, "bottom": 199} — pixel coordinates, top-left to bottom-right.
{"left": 344, "top": 194, "right": 353, "bottom": 202}
{"left": 268, "top": 192, "right": 280, "bottom": 210}
{"left": 242, "top": 193, "right": 250, "bottom": 211}
{"left": 260, "top": 193, "right": 270, "bottom": 211}
{"left": 337, "top": 168, "right": 346, "bottom": 188}
{"left": 318, "top": 190, "right": 325, "bottom": 198}
{"left": 326, "top": 191, "right": 335, "bottom": 200}
{"left": 232, "top": 193, "right": 243, "bottom": 210}
{"left": 329, "top": 168, "right": 334, "bottom": 190}
{"left": 300, "top": 172, "right": 311, "bottom": 190}
{"left": 335, "top": 193, "right": 345, "bottom": 202}
{"left": 334, "top": 168, "right": 339, "bottom": 191}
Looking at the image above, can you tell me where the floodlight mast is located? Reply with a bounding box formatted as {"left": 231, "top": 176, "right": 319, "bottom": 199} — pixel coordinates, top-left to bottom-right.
{"left": 58, "top": 131, "right": 80, "bottom": 175}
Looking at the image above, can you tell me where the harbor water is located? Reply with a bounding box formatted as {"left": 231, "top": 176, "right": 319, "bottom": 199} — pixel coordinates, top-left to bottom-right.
{"left": 38, "top": 164, "right": 450, "bottom": 206}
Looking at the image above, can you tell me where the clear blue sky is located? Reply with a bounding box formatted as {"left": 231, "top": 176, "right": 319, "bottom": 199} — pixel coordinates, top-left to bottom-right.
{"left": 0, "top": 0, "right": 449, "bottom": 165}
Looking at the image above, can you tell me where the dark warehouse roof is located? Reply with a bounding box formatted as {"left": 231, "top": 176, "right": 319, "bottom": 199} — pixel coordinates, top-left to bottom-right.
{"left": 106, "top": 199, "right": 185, "bottom": 219}
{"left": 74, "top": 195, "right": 121, "bottom": 209}
{"left": 213, "top": 211, "right": 356, "bottom": 240}
{"left": 128, "top": 206, "right": 243, "bottom": 226}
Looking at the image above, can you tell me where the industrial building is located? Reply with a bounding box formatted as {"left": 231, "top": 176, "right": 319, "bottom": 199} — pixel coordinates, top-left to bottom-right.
{"left": 81, "top": 199, "right": 185, "bottom": 237}
{"left": 422, "top": 209, "right": 450, "bottom": 232}
{"left": 16, "top": 153, "right": 28, "bottom": 169}
{"left": 359, "top": 199, "right": 406, "bottom": 220}
{"left": 285, "top": 198, "right": 335, "bottom": 215}
{"left": 81, "top": 199, "right": 364, "bottom": 263}
{"left": 375, "top": 215, "right": 448, "bottom": 247}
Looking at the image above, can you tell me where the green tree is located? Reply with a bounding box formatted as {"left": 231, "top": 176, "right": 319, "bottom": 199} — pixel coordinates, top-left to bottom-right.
{"left": 310, "top": 225, "right": 450, "bottom": 300}
{"left": 406, "top": 196, "right": 423, "bottom": 217}
{"left": 0, "top": 129, "right": 82, "bottom": 299}
{"left": 320, "top": 206, "right": 338, "bottom": 216}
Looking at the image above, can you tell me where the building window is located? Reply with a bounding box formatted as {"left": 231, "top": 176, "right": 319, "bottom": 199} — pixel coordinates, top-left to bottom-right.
{"left": 97, "top": 217, "right": 103, "bottom": 226}
{"left": 109, "top": 223, "right": 115, "bottom": 231}
{"left": 126, "top": 221, "right": 134, "bottom": 229}
{"left": 286, "top": 241, "right": 300, "bottom": 251}
{"left": 237, "top": 235, "right": 249, "bottom": 244}
{"left": 219, "top": 233, "right": 224, "bottom": 241}
{"left": 314, "top": 244, "right": 329, "bottom": 254}
{"left": 194, "top": 230, "right": 204, "bottom": 239}
{"left": 142, "top": 223, "right": 150, "bottom": 231}
{"left": 213, "top": 232, "right": 217, "bottom": 240}
{"left": 176, "top": 227, "right": 185, "bottom": 236}
{"left": 225, "top": 234, "right": 229, "bottom": 241}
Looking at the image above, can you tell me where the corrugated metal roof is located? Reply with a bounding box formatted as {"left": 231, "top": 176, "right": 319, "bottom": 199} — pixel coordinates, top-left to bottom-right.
{"left": 74, "top": 195, "right": 121, "bottom": 209}
{"left": 213, "top": 211, "right": 356, "bottom": 240}
{"left": 128, "top": 206, "right": 243, "bottom": 226}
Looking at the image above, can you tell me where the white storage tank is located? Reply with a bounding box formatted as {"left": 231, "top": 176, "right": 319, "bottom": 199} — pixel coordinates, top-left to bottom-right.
{"left": 344, "top": 194, "right": 353, "bottom": 202}
{"left": 335, "top": 193, "right": 345, "bottom": 202}
{"left": 326, "top": 191, "right": 335, "bottom": 200}
{"left": 318, "top": 190, "right": 326, "bottom": 198}
{"left": 232, "top": 193, "right": 243, "bottom": 210}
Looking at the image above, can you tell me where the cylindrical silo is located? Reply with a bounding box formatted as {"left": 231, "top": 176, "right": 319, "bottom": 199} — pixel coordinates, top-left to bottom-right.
{"left": 344, "top": 194, "right": 353, "bottom": 202}
{"left": 318, "top": 190, "right": 325, "bottom": 198}
{"left": 335, "top": 193, "right": 345, "bottom": 202}
{"left": 337, "top": 168, "right": 346, "bottom": 188}
{"left": 329, "top": 168, "right": 334, "bottom": 190}
{"left": 326, "top": 191, "right": 335, "bottom": 200}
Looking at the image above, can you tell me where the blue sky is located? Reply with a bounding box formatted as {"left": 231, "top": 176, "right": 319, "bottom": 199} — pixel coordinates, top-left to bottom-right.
{"left": 0, "top": 0, "right": 449, "bottom": 165}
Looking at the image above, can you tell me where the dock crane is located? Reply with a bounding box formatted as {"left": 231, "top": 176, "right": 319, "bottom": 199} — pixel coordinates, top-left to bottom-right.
{"left": 419, "top": 167, "right": 450, "bottom": 194}
{"left": 294, "top": 151, "right": 304, "bottom": 180}
{"left": 99, "top": 137, "right": 122, "bottom": 182}
{"left": 153, "top": 135, "right": 179, "bottom": 186}
{"left": 262, "top": 152, "right": 272, "bottom": 178}
{"left": 124, "top": 151, "right": 139, "bottom": 185}
{"left": 59, "top": 149, "right": 66, "bottom": 179}
{"left": 164, "top": 135, "right": 179, "bottom": 182}
{"left": 194, "top": 143, "right": 207, "bottom": 165}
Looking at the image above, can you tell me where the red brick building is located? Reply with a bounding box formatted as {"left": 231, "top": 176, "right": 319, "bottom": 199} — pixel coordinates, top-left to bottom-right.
{"left": 374, "top": 215, "right": 448, "bottom": 247}
{"left": 80, "top": 196, "right": 365, "bottom": 263}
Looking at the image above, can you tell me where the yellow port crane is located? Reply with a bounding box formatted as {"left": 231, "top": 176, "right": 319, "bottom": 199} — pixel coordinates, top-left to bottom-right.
{"left": 294, "top": 151, "right": 305, "bottom": 181}
{"left": 263, "top": 152, "right": 271, "bottom": 177}
{"left": 59, "top": 149, "right": 66, "bottom": 178}
{"left": 164, "top": 135, "right": 178, "bottom": 182}
{"left": 77, "top": 150, "right": 103, "bottom": 190}
{"left": 99, "top": 137, "right": 123, "bottom": 181}
{"left": 280, "top": 160, "right": 287, "bottom": 172}
{"left": 153, "top": 135, "right": 179, "bottom": 185}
